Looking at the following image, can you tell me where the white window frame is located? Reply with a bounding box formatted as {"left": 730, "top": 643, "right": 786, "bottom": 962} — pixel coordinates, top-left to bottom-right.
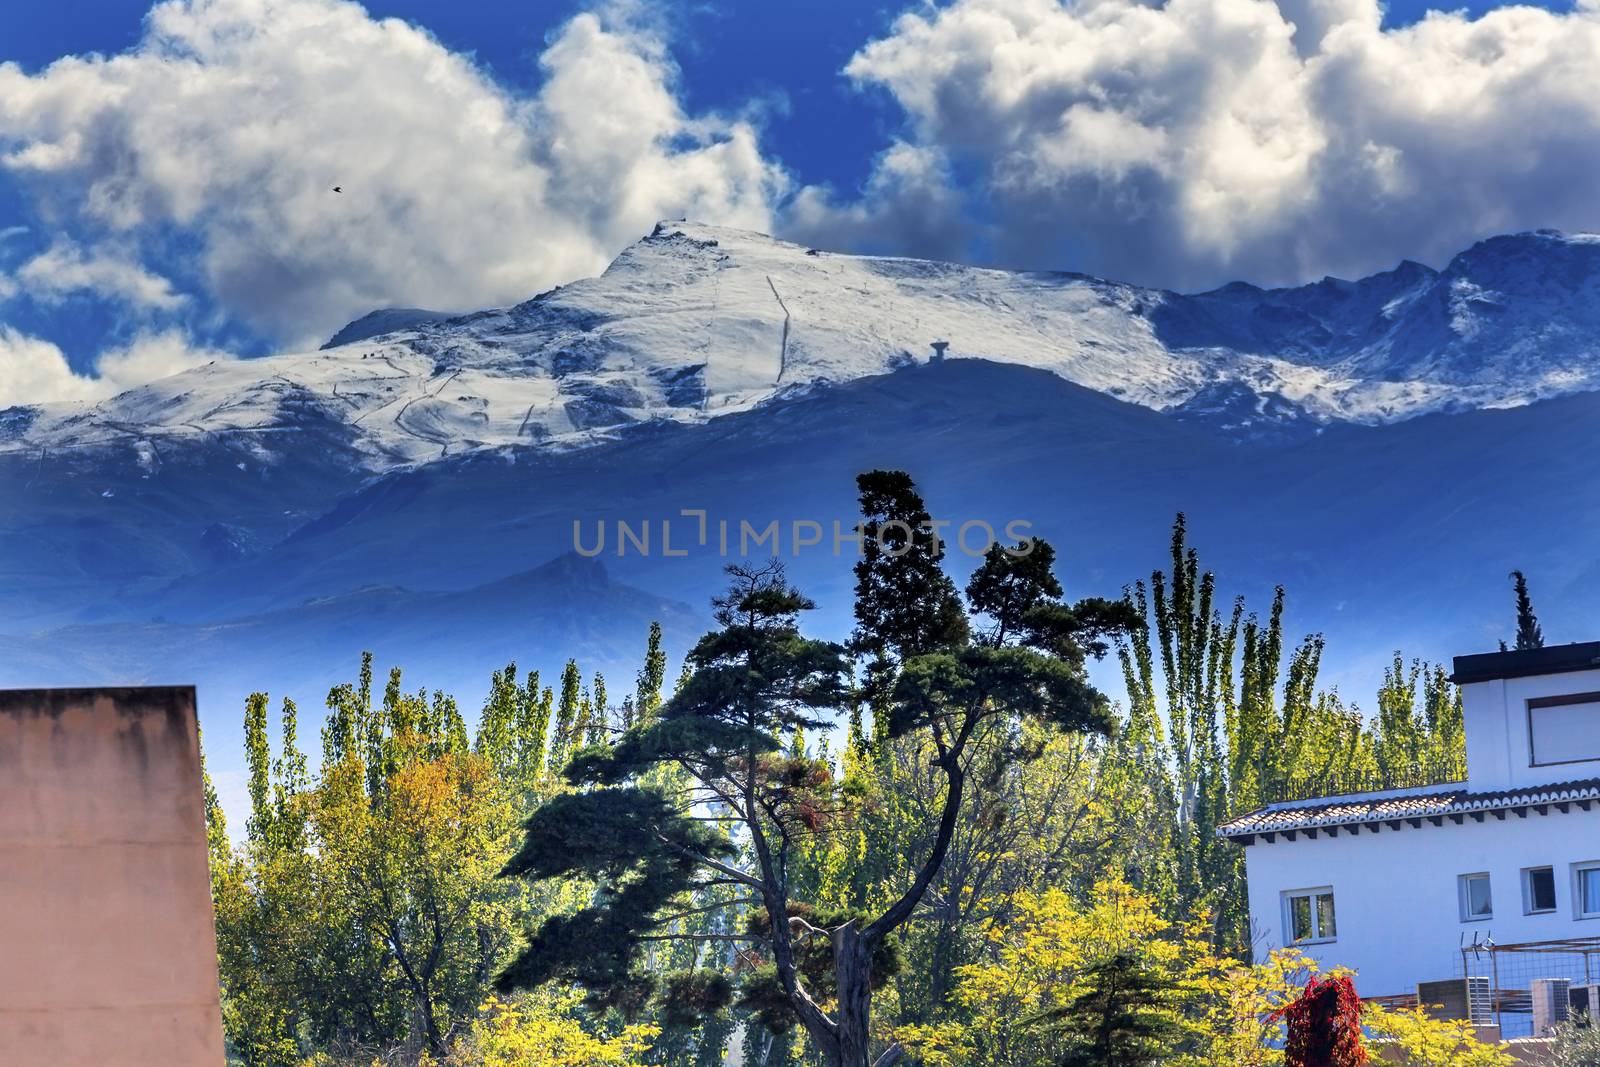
{"left": 1522, "top": 866, "right": 1558, "bottom": 915}
{"left": 1458, "top": 872, "right": 1493, "bottom": 922}
{"left": 1575, "top": 862, "right": 1600, "bottom": 920}
{"left": 1282, "top": 887, "right": 1337, "bottom": 945}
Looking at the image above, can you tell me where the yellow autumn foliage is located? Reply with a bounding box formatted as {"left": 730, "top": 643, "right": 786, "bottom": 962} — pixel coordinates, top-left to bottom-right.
{"left": 449, "top": 994, "right": 660, "bottom": 1067}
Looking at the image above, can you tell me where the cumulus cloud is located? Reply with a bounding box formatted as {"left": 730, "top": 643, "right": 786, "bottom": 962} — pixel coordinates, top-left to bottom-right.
{"left": 0, "top": 327, "right": 231, "bottom": 406}
{"left": 786, "top": 141, "right": 976, "bottom": 261}
{"left": 14, "top": 240, "right": 187, "bottom": 309}
{"left": 838, "top": 0, "right": 1600, "bottom": 289}
{"left": 0, "top": 0, "right": 786, "bottom": 348}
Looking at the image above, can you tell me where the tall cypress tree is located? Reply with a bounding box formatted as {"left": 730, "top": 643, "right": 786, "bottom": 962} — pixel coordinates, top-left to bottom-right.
{"left": 1511, "top": 570, "right": 1545, "bottom": 651}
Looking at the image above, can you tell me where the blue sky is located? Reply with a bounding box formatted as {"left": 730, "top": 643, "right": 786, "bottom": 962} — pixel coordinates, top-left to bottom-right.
{"left": 2, "top": 0, "right": 1597, "bottom": 398}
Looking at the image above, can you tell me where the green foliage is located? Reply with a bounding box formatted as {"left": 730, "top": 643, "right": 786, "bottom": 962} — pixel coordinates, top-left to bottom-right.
{"left": 1544, "top": 1015, "right": 1600, "bottom": 1067}
{"left": 637, "top": 621, "right": 668, "bottom": 727}
{"left": 212, "top": 652, "right": 594, "bottom": 1064}
{"left": 851, "top": 468, "right": 969, "bottom": 661}
{"left": 1115, "top": 516, "right": 1466, "bottom": 952}
{"left": 206, "top": 487, "right": 1475, "bottom": 1067}
{"left": 495, "top": 787, "right": 733, "bottom": 1002}
{"left": 1510, "top": 569, "right": 1545, "bottom": 651}
{"left": 1031, "top": 953, "right": 1187, "bottom": 1067}
{"left": 501, "top": 472, "right": 1135, "bottom": 1067}
{"left": 1362, "top": 1004, "right": 1513, "bottom": 1067}
{"left": 499, "top": 564, "right": 849, "bottom": 1029}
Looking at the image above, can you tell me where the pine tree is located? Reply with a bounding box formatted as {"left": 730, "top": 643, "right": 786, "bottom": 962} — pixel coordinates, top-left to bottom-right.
{"left": 850, "top": 468, "right": 968, "bottom": 663}
{"left": 499, "top": 472, "right": 1133, "bottom": 1067}
{"left": 1511, "top": 570, "right": 1545, "bottom": 651}
{"left": 1031, "top": 953, "right": 1185, "bottom": 1067}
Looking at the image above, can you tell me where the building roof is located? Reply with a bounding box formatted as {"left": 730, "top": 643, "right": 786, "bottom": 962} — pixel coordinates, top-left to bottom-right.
{"left": 1218, "top": 777, "right": 1600, "bottom": 842}
{"left": 1450, "top": 641, "right": 1600, "bottom": 684}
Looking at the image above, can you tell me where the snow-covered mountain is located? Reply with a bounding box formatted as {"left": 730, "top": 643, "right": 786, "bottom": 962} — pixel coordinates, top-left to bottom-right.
{"left": 9, "top": 223, "right": 1600, "bottom": 471}
{"left": 11, "top": 221, "right": 1600, "bottom": 809}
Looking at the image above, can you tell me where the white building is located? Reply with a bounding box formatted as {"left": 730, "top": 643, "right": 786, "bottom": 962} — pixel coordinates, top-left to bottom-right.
{"left": 1220, "top": 642, "right": 1600, "bottom": 1029}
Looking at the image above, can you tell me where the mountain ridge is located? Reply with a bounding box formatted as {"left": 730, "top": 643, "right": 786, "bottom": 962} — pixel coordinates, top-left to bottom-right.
{"left": 7, "top": 223, "right": 1600, "bottom": 474}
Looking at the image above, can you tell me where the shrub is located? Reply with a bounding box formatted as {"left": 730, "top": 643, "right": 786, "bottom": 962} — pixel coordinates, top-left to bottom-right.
{"left": 1545, "top": 1016, "right": 1600, "bottom": 1067}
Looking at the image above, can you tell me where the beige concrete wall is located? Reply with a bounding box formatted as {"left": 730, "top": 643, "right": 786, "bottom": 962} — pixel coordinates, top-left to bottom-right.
{"left": 0, "top": 687, "right": 225, "bottom": 1067}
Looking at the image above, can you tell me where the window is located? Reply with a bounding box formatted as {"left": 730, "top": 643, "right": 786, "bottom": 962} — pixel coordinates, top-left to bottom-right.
{"left": 1523, "top": 866, "right": 1557, "bottom": 914}
{"left": 1527, "top": 693, "right": 1600, "bottom": 767}
{"left": 1577, "top": 863, "right": 1600, "bottom": 920}
{"left": 1284, "top": 888, "right": 1337, "bottom": 944}
{"left": 1459, "top": 873, "right": 1493, "bottom": 921}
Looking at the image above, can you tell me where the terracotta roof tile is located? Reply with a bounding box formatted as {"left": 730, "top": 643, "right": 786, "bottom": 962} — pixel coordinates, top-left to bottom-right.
{"left": 1217, "top": 778, "right": 1600, "bottom": 840}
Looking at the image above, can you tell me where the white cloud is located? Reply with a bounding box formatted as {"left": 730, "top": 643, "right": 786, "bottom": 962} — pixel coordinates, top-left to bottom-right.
{"left": 0, "top": 327, "right": 231, "bottom": 406}
{"left": 785, "top": 141, "right": 976, "bottom": 261}
{"left": 5, "top": 0, "right": 1600, "bottom": 365}
{"left": 838, "top": 0, "right": 1600, "bottom": 289}
{"left": 0, "top": 0, "right": 787, "bottom": 348}
{"left": 15, "top": 240, "right": 187, "bottom": 309}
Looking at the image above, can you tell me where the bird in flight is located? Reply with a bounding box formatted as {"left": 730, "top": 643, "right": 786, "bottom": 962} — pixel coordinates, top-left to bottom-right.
{"left": 332, "top": 186, "right": 342, "bottom": 193}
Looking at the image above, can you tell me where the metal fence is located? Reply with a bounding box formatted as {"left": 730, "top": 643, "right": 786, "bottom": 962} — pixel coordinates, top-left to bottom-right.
{"left": 1230, "top": 754, "right": 1468, "bottom": 816}
{"left": 1460, "top": 936, "right": 1600, "bottom": 1038}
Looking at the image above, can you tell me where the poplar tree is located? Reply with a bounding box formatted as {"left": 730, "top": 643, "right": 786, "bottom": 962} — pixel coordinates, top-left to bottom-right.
{"left": 637, "top": 621, "right": 668, "bottom": 726}
{"left": 550, "top": 659, "right": 582, "bottom": 771}
{"left": 589, "top": 672, "right": 609, "bottom": 747}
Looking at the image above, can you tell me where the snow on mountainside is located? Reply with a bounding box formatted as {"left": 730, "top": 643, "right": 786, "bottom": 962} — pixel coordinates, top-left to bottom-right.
{"left": 7, "top": 223, "right": 1600, "bottom": 470}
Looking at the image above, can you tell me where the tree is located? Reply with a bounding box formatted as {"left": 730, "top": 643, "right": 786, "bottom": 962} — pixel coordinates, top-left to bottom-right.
{"left": 1112, "top": 517, "right": 1465, "bottom": 952}
{"left": 1510, "top": 570, "right": 1545, "bottom": 651}
{"left": 897, "top": 876, "right": 1200, "bottom": 1067}
{"left": 453, "top": 992, "right": 660, "bottom": 1066}
{"left": 590, "top": 672, "right": 610, "bottom": 747}
{"left": 1272, "top": 975, "right": 1367, "bottom": 1067}
{"left": 1543, "top": 1014, "right": 1600, "bottom": 1067}
{"left": 637, "top": 621, "right": 668, "bottom": 727}
{"left": 550, "top": 659, "right": 583, "bottom": 770}
{"left": 1031, "top": 953, "right": 1185, "bottom": 1067}
{"left": 1362, "top": 1005, "right": 1513, "bottom": 1067}
{"left": 213, "top": 657, "right": 531, "bottom": 1063}
{"left": 498, "top": 470, "right": 1131, "bottom": 1067}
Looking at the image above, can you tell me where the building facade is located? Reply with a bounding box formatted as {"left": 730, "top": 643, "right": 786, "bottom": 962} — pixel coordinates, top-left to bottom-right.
{"left": 1220, "top": 644, "right": 1600, "bottom": 1027}
{"left": 0, "top": 687, "right": 225, "bottom": 1067}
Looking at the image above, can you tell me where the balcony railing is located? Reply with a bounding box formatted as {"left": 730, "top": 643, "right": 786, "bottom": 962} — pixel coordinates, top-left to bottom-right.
{"left": 1231, "top": 754, "right": 1468, "bottom": 817}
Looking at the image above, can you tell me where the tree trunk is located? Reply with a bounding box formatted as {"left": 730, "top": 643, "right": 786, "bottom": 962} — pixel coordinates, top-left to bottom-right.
{"left": 833, "top": 922, "right": 875, "bottom": 1067}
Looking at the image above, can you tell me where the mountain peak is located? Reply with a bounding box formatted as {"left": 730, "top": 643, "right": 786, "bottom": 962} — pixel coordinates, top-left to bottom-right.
{"left": 321, "top": 307, "right": 451, "bottom": 350}
{"left": 11, "top": 224, "right": 1600, "bottom": 468}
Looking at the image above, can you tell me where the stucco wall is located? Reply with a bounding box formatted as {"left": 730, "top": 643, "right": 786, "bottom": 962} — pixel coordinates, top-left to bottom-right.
{"left": 0, "top": 687, "right": 225, "bottom": 1067}
{"left": 1244, "top": 806, "right": 1600, "bottom": 999}
{"left": 1464, "top": 668, "right": 1600, "bottom": 790}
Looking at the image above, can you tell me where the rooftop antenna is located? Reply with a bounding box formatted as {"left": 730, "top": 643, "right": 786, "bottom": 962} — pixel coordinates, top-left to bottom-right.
{"left": 929, "top": 340, "right": 950, "bottom": 363}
